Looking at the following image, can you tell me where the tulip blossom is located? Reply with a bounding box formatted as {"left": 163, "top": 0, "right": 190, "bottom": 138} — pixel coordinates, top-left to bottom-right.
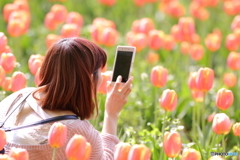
{"left": 190, "top": 2, "right": 209, "bottom": 21}
{"left": 181, "top": 148, "right": 201, "bottom": 160}
{"left": 101, "top": 27, "right": 119, "bottom": 47}
{"left": 159, "top": 89, "right": 178, "bottom": 111}
{"left": 150, "top": 66, "right": 168, "bottom": 88}
{"left": 11, "top": 71, "right": 27, "bottom": 92}
{"left": 8, "top": 147, "right": 29, "bottom": 160}
{"left": 227, "top": 52, "right": 240, "bottom": 70}
{"left": 65, "top": 12, "right": 84, "bottom": 28}
{"left": 0, "top": 129, "right": 6, "bottom": 151}
{"left": 7, "top": 18, "right": 25, "bottom": 37}
{"left": 216, "top": 88, "right": 234, "bottom": 110}
{"left": 189, "top": 44, "right": 204, "bottom": 61}
{"left": 127, "top": 33, "right": 147, "bottom": 52}
{"left": 223, "top": 72, "right": 237, "bottom": 88}
{"left": 0, "top": 53, "right": 16, "bottom": 74}
{"left": 212, "top": 113, "right": 232, "bottom": 135}
{"left": 162, "top": 35, "right": 175, "bottom": 51}
{"left": 146, "top": 52, "right": 159, "bottom": 64}
{"left": 114, "top": 143, "right": 131, "bottom": 160}
{"left": 50, "top": 4, "right": 68, "bottom": 24}
{"left": 231, "top": 15, "right": 240, "bottom": 31}
{"left": 3, "top": 3, "right": 18, "bottom": 22}
{"left": 34, "top": 67, "right": 41, "bottom": 86}
{"left": 48, "top": 122, "right": 67, "bottom": 148}
{"left": 98, "top": 71, "right": 112, "bottom": 94}
{"left": 226, "top": 34, "right": 238, "bottom": 51}
{"left": 61, "top": 24, "right": 80, "bottom": 38}
{"left": 205, "top": 33, "right": 221, "bottom": 52}
{"left": 164, "top": 1, "right": 185, "bottom": 18}
{"left": 208, "top": 112, "right": 216, "bottom": 123}
{"left": 44, "top": 12, "right": 58, "bottom": 30}
{"left": 131, "top": 18, "right": 155, "bottom": 35}
{"left": 196, "top": 67, "right": 214, "bottom": 91}
{"left": 224, "top": 1, "right": 236, "bottom": 16}
{"left": 188, "top": 72, "right": 198, "bottom": 90}
{"left": 98, "top": 0, "right": 116, "bottom": 6}
{"left": 148, "top": 29, "right": 164, "bottom": 50}
{"left": 0, "top": 66, "right": 6, "bottom": 87}
{"left": 163, "top": 131, "right": 182, "bottom": 158}
{"left": 65, "top": 134, "right": 91, "bottom": 160}
{"left": 28, "top": 54, "right": 44, "bottom": 75}
{"left": 127, "top": 144, "right": 151, "bottom": 160}
{"left": 46, "top": 34, "right": 62, "bottom": 48}
{"left": 2, "top": 77, "right": 12, "bottom": 91}
{"left": 0, "top": 32, "right": 8, "bottom": 54}
{"left": 232, "top": 122, "right": 240, "bottom": 136}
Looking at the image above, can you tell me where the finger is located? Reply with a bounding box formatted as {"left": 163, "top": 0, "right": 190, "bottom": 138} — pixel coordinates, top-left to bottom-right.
{"left": 120, "top": 76, "right": 133, "bottom": 93}
{"left": 112, "top": 76, "right": 122, "bottom": 92}
{"left": 123, "top": 87, "right": 132, "bottom": 97}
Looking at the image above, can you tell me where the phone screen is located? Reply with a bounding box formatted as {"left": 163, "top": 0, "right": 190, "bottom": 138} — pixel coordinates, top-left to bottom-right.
{"left": 112, "top": 51, "right": 133, "bottom": 82}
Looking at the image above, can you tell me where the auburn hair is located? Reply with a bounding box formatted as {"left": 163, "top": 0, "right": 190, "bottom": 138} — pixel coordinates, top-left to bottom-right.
{"left": 33, "top": 37, "right": 107, "bottom": 120}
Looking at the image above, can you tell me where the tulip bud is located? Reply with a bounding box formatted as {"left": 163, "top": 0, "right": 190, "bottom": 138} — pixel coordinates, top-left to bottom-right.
{"left": 148, "top": 29, "right": 164, "bottom": 50}
{"left": 159, "top": 89, "right": 178, "bottom": 111}
{"left": 196, "top": 67, "right": 214, "bottom": 91}
{"left": 3, "top": 3, "right": 18, "bottom": 22}
{"left": 65, "top": 12, "right": 84, "bottom": 28}
{"left": 180, "top": 41, "right": 191, "bottom": 55}
{"left": 44, "top": 12, "right": 58, "bottom": 31}
{"left": 50, "top": 4, "right": 68, "bottom": 24}
{"left": 46, "top": 34, "right": 62, "bottom": 48}
{"left": 162, "top": 35, "right": 175, "bottom": 51}
{"left": 232, "top": 122, "right": 240, "bottom": 136}
{"left": 212, "top": 113, "right": 232, "bottom": 135}
{"left": 98, "top": 0, "right": 116, "bottom": 6}
{"left": 146, "top": 52, "right": 159, "bottom": 64}
{"left": 227, "top": 52, "right": 240, "bottom": 70}
{"left": 98, "top": 71, "right": 112, "bottom": 94}
{"left": 150, "top": 66, "right": 168, "bottom": 88}
{"left": 11, "top": 71, "right": 26, "bottom": 92}
{"left": 34, "top": 67, "right": 41, "bottom": 86}
{"left": 48, "top": 122, "right": 67, "bottom": 148}
{"left": 114, "top": 143, "right": 131, "bottom": 160}
{"left": 189, "top": 44, "right": 204, "bottom": 61}
{"left": 223, "top": 72, "right": 237, "bottom": 88}
{"left": 65, "top": 134, "right": 91, "bottom": 160}
{"left": 231, "top": 15, "right": 240, "bottom": 31}
{"left": 163, "top": 131, "right": 182, "bottom": 158}
{"left": 8, "top": 147, "right": 29, "bottom": 160}
{"left": 205, "top": 33, "right": 221, "bottom": 52}
{"left": 216, "top": 88, "right": 234, "bottom": 110}
{"left": 208, "top": 112, "right": 216, "bottom": 123}
{"left": 61, "top": 23, "right": 80, "bottom": 38}
{"left": 226, "top": 34, "right": 238, "bottom": 51}
{"left": 0, "top": 129, "right": 6, "bottom": 151}
{"left": 127, "top": 144, "right": 151, "bottom": 160}
{"left": 2, "top": 77, "right": 12, "bottom": 91}
{"left": 101, "top": 27, "right": 118, "bottom": 47}
{"left": 181, "top": 148, "right": 201, "bottom": 160}
{"left": 0, "top": 32, "right": 8, "bottom": 54}
{"left": 0, "top": 53, "right": 16, "bottom": 73}
{"left": 0, "top": 66, "right": 6, "bottom": 87}
{"left": 188, "top": 72, "right": 198, "bottom": 90}
{"left": 28, "top": 54, "right": 44, "bottom": 75}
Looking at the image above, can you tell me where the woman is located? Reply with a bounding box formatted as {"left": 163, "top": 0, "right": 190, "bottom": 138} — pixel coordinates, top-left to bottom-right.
{"left": 0, "top": 37, "right": 133, "bottom": 159}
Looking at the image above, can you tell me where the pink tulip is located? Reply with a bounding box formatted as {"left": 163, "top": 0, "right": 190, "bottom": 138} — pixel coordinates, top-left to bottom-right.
{"left": 8, "top": 147, "right": 29, "bottom": 160}
{"left": 0, "top": 129, "right": 6, "bottom": 151}
{"left": 11, "top": 71, "right": 26, "bottom": 92}
{"left": 227, "top": 51, "right": 240, "bottom": 70}
{"left": 0, "top": 66, "right": 6, "bottom": 87}
{"left": 226, "top": 34, "right": 238, "bottom": 51}
{"left": 127, "top": 144, "right": 151, "bottom": 160}
{"left": 159, "top": 89, "right": 178, "bottom": 111}
{"left": 0, "top": 53, "right": 16, "bottom": 73}
{"left": 28, "top": 54, "right": 44, "bottom": 75}
{"left": 189, "top": 44, "right": 204, "bottom": 61}
{"left": 65, "top": 134, "right": 90, "bottom": 160}
{"left": 50, "top": 4, "right": 68, "bottom": 24}
{"left": 181, "top": 148, "right": 201, "bottom": 160}
{"left": 196, "top": 67, "right": 214, "bottom": 91}
{"left": 2, "top": 77, "right": 12, "bottom": 91}
{"left": 0, "top": 32, "right": 8, "bottom": 54}
{"left": 223, "top": 72, "right": 237, "bottom": 88}
{"left": 98, "top": 0, "right": 116, "bottom": 6}
{"left": 48, "top": 122, "right": 67, "bottom": 148}
{"left": 44, "top": 12, "right": 58, "bottom": 31}
{"left": 114, "top": 143, "right": 131, "bottom": 160}
{"left": 65, "top": 12, "right": 84, "bottom": 28}
{"left": 61, "top": 23, "right": 80, "bottom": 38}
{"left": 150, "top": 66, "right": 168, "bottom": 88}
{"left": 148, "top": 30, "right": 164, "bottom": 50}
{"left": 232, "top": 122, "right": 240, "bottom": 136}
{"left": 216, "top": 88, "right": 234, "bottom": 110}
{"left": 101, "top": 27, "right": 118, "bottom": 47}
{"left": 34, "top": 67, "right": 41, "bottom": 86}
{"left": 212, "top": 113, "right": 232, "bottom": 135}
{"left": 163, "top": 131, "right": 182, "bottom": 158}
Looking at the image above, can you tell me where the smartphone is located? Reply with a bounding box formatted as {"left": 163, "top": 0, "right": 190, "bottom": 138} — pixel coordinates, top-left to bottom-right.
{"left": 111, "top": 46, "right": 136, "bottom": 83}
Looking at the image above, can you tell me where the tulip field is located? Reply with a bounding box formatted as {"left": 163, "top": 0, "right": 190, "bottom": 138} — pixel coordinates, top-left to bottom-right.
{"left": 1, "top": 0, "right": 240, "bottom": 159}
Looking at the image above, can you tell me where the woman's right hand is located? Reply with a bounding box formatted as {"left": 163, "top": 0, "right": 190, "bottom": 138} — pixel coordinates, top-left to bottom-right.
{"left": 104, "top": 76, "right": 133, "bottom": 118}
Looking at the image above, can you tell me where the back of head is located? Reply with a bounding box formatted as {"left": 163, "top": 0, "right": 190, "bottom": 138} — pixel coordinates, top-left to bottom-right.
{"left": 35, "top": 37, "right": 107, "bottom": 120}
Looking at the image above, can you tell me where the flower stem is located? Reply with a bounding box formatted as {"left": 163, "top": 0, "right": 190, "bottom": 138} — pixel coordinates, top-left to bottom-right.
{"left": 52, "top": 148, "right": 57, "bottom": 160}
{"left": 222, "top": 135, "right": 225, "bottom": 152}
{"left": 202, "top": 92, "right": 207, "bottom": 147}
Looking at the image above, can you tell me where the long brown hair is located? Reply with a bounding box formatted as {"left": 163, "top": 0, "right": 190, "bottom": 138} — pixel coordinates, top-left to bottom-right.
{"left": 33, "top": 37, "right": 107, "bottom": 120}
